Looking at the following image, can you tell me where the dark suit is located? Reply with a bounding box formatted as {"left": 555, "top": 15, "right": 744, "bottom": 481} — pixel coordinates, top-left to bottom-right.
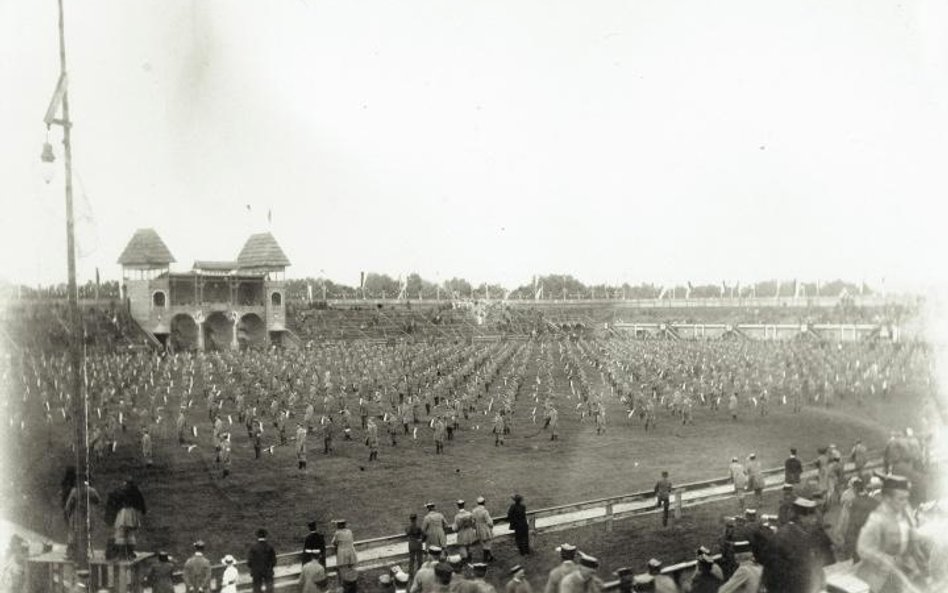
{"left": 247, "top": 539, "right": 277, "bottom": 593}
{"left": 304, "top": 531, "right": 327, "bottom": 567}
{"left": 760, "top": 522, "right": 825, "bottom": 593}
{"left": 506, "top": 502, "right": 529, "bottom": 555}
{"left": 784, "top": 456, "right": 803, "bottom": 484}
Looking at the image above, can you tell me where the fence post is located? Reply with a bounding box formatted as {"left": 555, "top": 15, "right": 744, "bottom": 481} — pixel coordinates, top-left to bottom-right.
{"left": 605, "top": 502, "right": 614, "bottom": 532}
{"left": 674, "top": 490, "right": 683, "bottom": 521}
{"left": 528, "top": 514, "right": 537, "bottom": 535}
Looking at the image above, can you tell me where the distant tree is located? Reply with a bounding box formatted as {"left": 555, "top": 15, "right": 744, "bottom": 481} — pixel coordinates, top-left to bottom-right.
{"left": 442, "top": 277, "right": 473, "bottom": 299}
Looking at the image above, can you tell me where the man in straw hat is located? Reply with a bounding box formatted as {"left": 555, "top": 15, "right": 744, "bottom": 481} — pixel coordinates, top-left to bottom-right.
{"left": 183, "top": 540, "right": 211, "bottom": 593}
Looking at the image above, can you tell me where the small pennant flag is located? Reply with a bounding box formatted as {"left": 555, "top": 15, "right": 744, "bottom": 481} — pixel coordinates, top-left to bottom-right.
{"left": 412, "top": 427, "right": 418, "bottom": 440}
{"left": 111, "top": 441, "right": 118, "bottom": 452}
{"left": 228, "top": 415, "right": 233, "bottom": 425}
{"left": 192, "top": 426, "right": 198, "bottom": 437}
{"left": 186, "top": 444, "right": 198, "bottom": 453}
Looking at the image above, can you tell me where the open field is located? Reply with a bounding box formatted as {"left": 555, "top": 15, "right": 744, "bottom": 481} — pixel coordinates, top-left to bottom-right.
{"left": 2, "top": 337, "right": 929, "bottom": 564}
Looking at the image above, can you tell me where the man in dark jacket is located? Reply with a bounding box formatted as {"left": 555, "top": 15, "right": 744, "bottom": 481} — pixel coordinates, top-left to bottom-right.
{"left": 247, "top": 528, "right": 277, "bottom": 593}
{"left": 506, "top": 494, "right": 530, "bottom": 555}
{"left": 145, "top": 551, "right": 176, "bottom": 593}
{"left": 303, "top": 520, "right": 327, "bottom": 567}
{"left": 784, "top": 448, "right": 803, "bottom": 485}
{"left": 760, "top": 498, "right": 826, "bottom": 593}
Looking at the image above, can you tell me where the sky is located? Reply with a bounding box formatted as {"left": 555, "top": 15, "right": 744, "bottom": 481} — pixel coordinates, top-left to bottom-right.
{"left": 2, "top": 0, "right": 948, "bottom": 292}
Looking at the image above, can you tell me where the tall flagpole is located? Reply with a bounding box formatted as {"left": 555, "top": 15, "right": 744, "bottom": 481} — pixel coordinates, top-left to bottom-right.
{"left": 50, "top": 0, "right": 90, "bottom": 572}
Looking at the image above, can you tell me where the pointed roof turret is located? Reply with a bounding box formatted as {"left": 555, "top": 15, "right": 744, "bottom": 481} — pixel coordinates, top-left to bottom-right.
{"left": 118, "top": 228, "right": 175, "bottom": 267}
{"left": 236, "top": 232, "right": 290, "bottom": 270}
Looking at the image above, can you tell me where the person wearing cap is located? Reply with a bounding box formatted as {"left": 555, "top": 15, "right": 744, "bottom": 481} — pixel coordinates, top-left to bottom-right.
{"left": 840, "top": 478, "right": 880, "bottom": 563}
{"left": 144, "top": 551, "right": 175, "bottom": 593}
{"left": 183, "top": 541, "right": 211, "bottom": 593}
{"left": 453, "top": 500, "right": 477, "bottom": 561}
{"left": 744, "top": 454, "right": 764, "bottom": 510}
{"left": 559, "top": 554, "right": 601, "bottom": 593}
{"left": 685, "top": 554, "right": 721, "bottom": 593}
{"left": 422, "top": 504, "right": 449, "bottom": 550}
{"left": 645, "top": 559, "right": 675, "bottom": 593}
{"left": 472, "top": 497, "right": 495, "bottom": 563}
{"left": 855, "top": 475, "right": 924, "bottom": 592}
{"left": 394, "top": 570, "right": 411, "bottom": 593}
{"left": 716, "top": 541, "right": 760, "bottom": 593}
{"left": 220, "top": 555, "right": 239, "bottom": 593}
{"left": 653, "top": 471, "right": 672, "bottom": 527}
{"left": 304, "top": 520, "right": 327, "bottom": 568}
{"left": 851, "top": 439, "right": 868, "bottom": 475}
{"left": 613, "top": 567, "right": 634, "bottom": 593}
{"left": 777, "top": 484, "right": 797, "bottom": 526}
{"left": 332, "top": 520, "right": 359, "bottom": 571}
{"left": 632, "top": 575, "right": 655, "bottom": 593}
{"left": 247, "top": 528, "right": 277, "bottom": 593}
{"left": 296, "top": 423, "right": 309, "bottom": 471}
{"left": 299, "top": 549, "right": 328, "bottom": 593}
{"left": 410, "top": 547, "right": 443, "bottom": 593}
{"left": 784, "top": 448, "right": 802, "bottom": 485}
{"left": 759, "top": 497, "right": 825, "bottom": 593}
{"left": 544, "top": 544, "right": 578, "bottom": 593}
{"left": 366, "top": 418, "right": 380, "bottom": 461}
{"left": 507, "top": 494, "right": 530, "bottom": 556}
{"left": 406, "top": 514, "right": 426, "bottom": 577}
{"left": 728, "top": 457, "right": 748, "bottom": 512}
{"left": 432, "top": 562, "right": 454, "bottom": 593}
{"left": 506, "top": 565, "right": 532, "bottom": 593}
{"left": 468, "top": 562, "right": 497, "bottom": 593}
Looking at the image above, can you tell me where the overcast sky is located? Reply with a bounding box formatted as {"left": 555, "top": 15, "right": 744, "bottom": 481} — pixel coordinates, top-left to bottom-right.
{"left": 2, "top": 0, "right": 947, "bottom": 292}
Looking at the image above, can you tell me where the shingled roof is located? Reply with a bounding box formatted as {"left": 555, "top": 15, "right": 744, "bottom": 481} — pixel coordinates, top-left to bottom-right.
{"left": 117, "top": 228, "right": 175, "bottom": 267}
{"left": 236, "top": 232, "right": 290, "bottom": 270}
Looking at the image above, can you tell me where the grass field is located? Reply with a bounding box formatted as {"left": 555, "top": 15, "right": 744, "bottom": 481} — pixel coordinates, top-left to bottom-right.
{"left": 2, "top": 341, "right": 928, "bottom": 564}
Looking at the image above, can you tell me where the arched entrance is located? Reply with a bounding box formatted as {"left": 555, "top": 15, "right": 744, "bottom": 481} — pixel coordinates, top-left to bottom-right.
{"left": 238, "top": 313, "right": 267, "bottom": 349}
{"left": 170, "top": 313, "right": 198, "bottom": 351}
{"left": 204, "top": 311, "right": 234, "bottom": 351}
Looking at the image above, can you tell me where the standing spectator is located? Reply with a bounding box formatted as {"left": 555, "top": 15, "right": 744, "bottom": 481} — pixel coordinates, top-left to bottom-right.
{"left": 332, "top": 520, "right": 359, "bottom": 571}
{"left": 299, "top": 550, "right": 328, "bottom": 593}
{"left": 855, "top": 475, "right": 924, "bottom": 592}
{"left": 304, "top": 520, "right": 327, "bottom": 568}
{"left": 183, "top": 540, "right": 211, "bottom": 593}
{"left": 777, "top": 484, "right": 797, "bottom": 526}
{"left": 745, "top": 454, "right": 764, "bottom": 510}
{"left": 686, "top": 554, "right": 722, "bottom": 593}
{"left": 112, "top": 477, "right": 146, "bottom": 559}
{"left": 784, "top": 448, "right": 803, "bottom": 485}
{"left": 506, "top": 494, "right": 530, "bottom": 556}
{"left": 421, "top": 503, "right": 448, "bottom": 550}
{"left": 220, "top": 554, "right": 239, "bottom": 593}
{"left": 0, "top": 536, "right": 29, "bottom": 593}
{"left": 717, "top": 542, "right": 760, "bottom": 593}
{"left": 145, "top": 551, "right": 175, "bottom": 593}
{"left": 453, "top": 500, "right": 477, "bottom": 561}
{"left": 759, "top": 498, "right": 825, "bottom": 593}
{"left": 141, "top": 428, "right": 153, "bottom": 468}
{"left": 64, "top": 475, "right": 101, "bottom": 561}
{"left": 613, "top": 567, "right": 634, "bottom": 593}
{"left": 544, "top": 544, "right": 578, "bottom": 593}
{"left": 469, "top": 563, "right": 497, "bottom": 593}
{"left": 559, "top": 554, "right": 602, "bottom": 593}
{"left": 842, "top": 480, "right": 880, "bottom": 563}
{"left": 406, "top": 514, "right": 425, "bottom": 577}
{"left": 506, "top": 565, "right": 532, "bottom": 593}
{"left": 646, "top": 559, "right": 677, "bottom": 593}
{"left": 654, "top": 471, "right": 672, "bottom": 527}
{"left": 247, "top": 528, "right": 277, "bottom": 593}
{"left": 728, "top": 457, "right": 748, "bottom": 512}
{"left": 543, "top": 544, "right": 579, "bottom": 593}
{"left": 850, "top": 439, "right": 868, "bottom": 475}
{"left": 472, "top": 496, "right": 495, "bottom": 563}
{"left": 410, "top": 547, "right": 442, "bottom": 593}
